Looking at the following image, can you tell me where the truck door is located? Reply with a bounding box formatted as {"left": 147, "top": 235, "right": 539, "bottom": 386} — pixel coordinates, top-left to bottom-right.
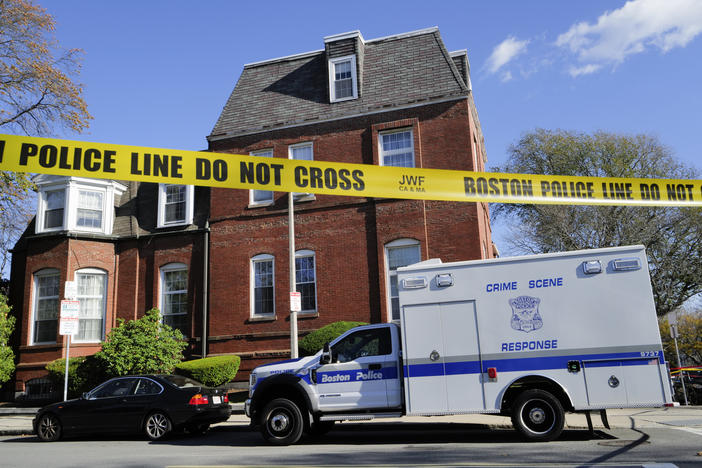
{"left": 315, "top": 325, "right": 398, "bottom": 412}
{"left": 402, "top": 300, "right": 485, "bottom": 414}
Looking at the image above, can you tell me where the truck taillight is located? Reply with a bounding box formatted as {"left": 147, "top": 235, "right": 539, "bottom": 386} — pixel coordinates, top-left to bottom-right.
{"left": 487, "top": 367, "right": 498, "bottom": 379}
{"left": 223, "top": 394, "right": 229, "bottom": 403}
{"left": 189, "top": 393, "right": 209, "bottom": 405}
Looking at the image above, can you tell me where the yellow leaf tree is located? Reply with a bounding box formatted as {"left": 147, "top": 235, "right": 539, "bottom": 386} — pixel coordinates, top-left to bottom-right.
{"left": 0, "top": 0, "right": 92, "bottom": 275}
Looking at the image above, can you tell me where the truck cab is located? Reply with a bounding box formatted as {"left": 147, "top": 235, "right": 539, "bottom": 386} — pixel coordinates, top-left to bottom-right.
{"left": 245, "top": 323, "right": 402, "bottom": 445}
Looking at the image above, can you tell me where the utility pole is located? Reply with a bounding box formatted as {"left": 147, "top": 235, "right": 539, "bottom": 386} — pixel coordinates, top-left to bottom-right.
{"left": 288, "top": 166, "right": 298, "bottom": 359}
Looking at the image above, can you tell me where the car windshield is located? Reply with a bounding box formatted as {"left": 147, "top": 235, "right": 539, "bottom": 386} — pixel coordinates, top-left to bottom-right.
{"left": 160, "top": 375, "right": 203, "bottom": 388}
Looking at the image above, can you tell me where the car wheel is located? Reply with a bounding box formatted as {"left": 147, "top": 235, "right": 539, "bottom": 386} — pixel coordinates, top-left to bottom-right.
{"left": 36, "top": 413, "right": 62, "bottom": 442}
{"left": 511, "top": 389, "right": 564, "bottom": 442}
{"left": 144, "top": 411, "right": 172, "bottom": 441}
{"left": 260, "top": 398, "right": 304, "bottom": 445}
{"left": 185, "top": 423, "right": 210, "bottom": 435}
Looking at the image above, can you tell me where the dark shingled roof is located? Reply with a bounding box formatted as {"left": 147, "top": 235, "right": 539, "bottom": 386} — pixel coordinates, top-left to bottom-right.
{"left": 209, "top": 27, "right": 470, "bottom": 140}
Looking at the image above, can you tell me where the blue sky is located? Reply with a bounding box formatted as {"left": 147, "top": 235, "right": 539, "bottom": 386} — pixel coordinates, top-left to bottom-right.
{"left": 37, "top": 0, "right": 702, "bottom": 254}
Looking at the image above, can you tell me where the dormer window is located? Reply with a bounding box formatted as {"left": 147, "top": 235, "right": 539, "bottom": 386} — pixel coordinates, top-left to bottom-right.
{"left": 34, "top": 176, "right": 124, "bottom": 235}
{"left": 329, "top": 55, "right": 358, "bottom": 102}
{"left": 157, "top": 184, "right": 194, "bottom": 227}
{"left": 43, "top": 189, "right": 65, "bottom": 230}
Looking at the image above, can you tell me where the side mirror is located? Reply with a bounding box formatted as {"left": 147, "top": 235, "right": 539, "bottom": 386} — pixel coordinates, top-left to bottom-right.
{"left": 320, "top": 342, "right": 332, "bottom": 365}
{"left": 81, "top": 392, "right": 89, "bottom": 400}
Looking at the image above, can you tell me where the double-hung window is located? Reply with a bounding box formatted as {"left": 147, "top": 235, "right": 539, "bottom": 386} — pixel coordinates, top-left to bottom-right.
{"left": 160, "top": 263, "right": 188, "bottom": 336}
{"left": 157, "top": 184, "right": 194, "bottom": 227}
{"left": 379, "top": 129, "right": 415, "bottom": 168}
{"left": 43, "top": 190, "right": 65, "bottom": 230}
{"left": 32, "top": 270, "right": 60, "bottom": 344}
{"left": 329, "top": 55, "right": 358, "bottom": 102}
{"left": 295, "top": 250, "right": 316, "bottom": 314}
{"left": 76, "top": 190, "right": 103, "bottom": 229}
{"left": 75, "top": 269, "right": 107, "bottom": 342}
{"left": 249, "top": 149, "right": 274, "bottom": 206}
{"left": 289, "top": 143, "right": 314, "bottom": 200}
{"left": 385, "top": 239, "right": 421, "bottom": 321}
{"left": 251, "top": 254, "right": 275, "bottom": 318}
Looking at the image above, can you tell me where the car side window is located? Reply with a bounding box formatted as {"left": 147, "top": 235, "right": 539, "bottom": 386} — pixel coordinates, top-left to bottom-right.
{"left": 134, "top": 378, "right": 162, "bottom": 395}
{"left": 91, "top": 379, "right": 136, "bottom": 398}
{"left": 332, "top": 327, "right": 391, "bottom": 363}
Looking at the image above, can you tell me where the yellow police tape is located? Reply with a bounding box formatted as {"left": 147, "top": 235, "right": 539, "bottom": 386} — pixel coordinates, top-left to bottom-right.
{"left": 1, "top": 134, "right": 700, "bottom": 207}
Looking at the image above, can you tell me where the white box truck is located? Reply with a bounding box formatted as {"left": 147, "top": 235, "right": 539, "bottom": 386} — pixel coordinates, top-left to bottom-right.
{"left": 245, "top": 245, "right": 674, "bottom": 445}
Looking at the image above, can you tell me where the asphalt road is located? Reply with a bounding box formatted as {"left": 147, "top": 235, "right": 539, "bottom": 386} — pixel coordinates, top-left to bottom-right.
{"left": 2, "top": 421, "right": 702, "bottom": 468}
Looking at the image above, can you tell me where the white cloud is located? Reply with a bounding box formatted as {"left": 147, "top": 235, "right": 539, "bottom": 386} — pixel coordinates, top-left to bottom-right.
{"left": 500, "top": 70, "right": 513, "bottom": 82}
{"left": 485, "top": 36, "right": 529, "bottom": 74}
{"left": 556, "top": 0, "right": 702, "bottom": 68}
{"left": 568, "top": 64, "right": 602, "bottom": 77}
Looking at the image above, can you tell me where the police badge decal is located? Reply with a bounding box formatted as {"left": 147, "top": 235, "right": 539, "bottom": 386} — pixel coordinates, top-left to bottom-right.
{"left": 509, "top": 296, "right": 543, "bottom": 333}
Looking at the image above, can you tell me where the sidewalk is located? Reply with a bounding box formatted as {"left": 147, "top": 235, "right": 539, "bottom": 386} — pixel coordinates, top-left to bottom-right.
{"left": 3, "top": 404, "right": 702, "bottom": 437}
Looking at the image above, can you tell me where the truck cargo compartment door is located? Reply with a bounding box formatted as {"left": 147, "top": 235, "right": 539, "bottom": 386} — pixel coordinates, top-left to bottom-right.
{"left": 583, "top": 357, "right": 665, "bottom": 407}
{"left": 402, "top": 301, "right": 484, "bottom": 414}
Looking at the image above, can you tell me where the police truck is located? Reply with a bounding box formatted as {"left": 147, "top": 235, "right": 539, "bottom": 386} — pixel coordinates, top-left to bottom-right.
{"left": 245, "top": 245, "right": 674, "bottom": 444}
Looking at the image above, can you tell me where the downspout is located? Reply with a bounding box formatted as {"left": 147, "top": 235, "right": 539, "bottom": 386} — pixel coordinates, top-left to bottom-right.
{"left": 202, "top": 220, "right": 209, "bottom": 358}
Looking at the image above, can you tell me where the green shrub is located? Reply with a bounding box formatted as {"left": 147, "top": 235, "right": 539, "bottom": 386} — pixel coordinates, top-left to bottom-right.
{"left": 0, "top": 293, "right": 16, "bottom": 385}
{"left": 46, "top": 355, "right": 109, "bottom": 398}
{"left": 298, "top": 321, "right": 367, "bottom": 356}
{"left": 175, "top": 355, "right": 241, "bottom": 387}
{"left": 46, "top": 356, "right": 86, "bottom": 398}
{"left": 97, "top": 308, "right": 186, "bottom": 376}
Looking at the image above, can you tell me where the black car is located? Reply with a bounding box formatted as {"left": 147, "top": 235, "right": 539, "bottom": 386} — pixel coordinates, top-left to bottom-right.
{"left": 33, "top": 375, "right": 231, "bottom": 441}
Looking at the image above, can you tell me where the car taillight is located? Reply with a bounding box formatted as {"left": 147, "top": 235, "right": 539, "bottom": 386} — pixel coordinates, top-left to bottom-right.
{"left": 189, "top": 393, "right": 209, "bottom": 405}
{"left": 223, "top": 394, "right": 229, "bottom": 403}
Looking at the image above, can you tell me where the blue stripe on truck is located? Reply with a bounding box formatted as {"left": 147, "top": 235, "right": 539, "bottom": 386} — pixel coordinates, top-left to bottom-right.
{"left": 404, "top": 352, "right": 663, "bottom": 378}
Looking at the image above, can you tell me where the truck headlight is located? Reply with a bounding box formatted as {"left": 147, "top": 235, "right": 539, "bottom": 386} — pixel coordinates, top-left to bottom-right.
{"left": 249, "top": 372, "right": 257, "bottom": 398}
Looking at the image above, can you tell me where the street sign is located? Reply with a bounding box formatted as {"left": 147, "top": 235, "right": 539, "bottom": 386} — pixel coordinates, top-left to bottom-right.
{"left": 64, "top": 281, "right": 77, "bottom": 300}
{"left": 290, "top": 291, "right": 301, "bottom": 312}
{"left": 59, "top": 300, "right": 80, "bottom": 336}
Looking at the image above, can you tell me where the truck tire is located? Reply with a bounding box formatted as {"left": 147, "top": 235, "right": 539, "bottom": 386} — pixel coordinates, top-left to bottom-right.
{"left": 511, "top": 389, "right": 564, "bottom": 442}
{"left": 261, "top": 398, "right": 304, "bottom": 445}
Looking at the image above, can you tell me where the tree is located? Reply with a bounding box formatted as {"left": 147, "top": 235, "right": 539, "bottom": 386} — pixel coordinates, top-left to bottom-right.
{"left": 97, "top": 309, "right": 186, "bottom": 376}
{"left": 0, "top": 292, "right": 16, "bottom": 384}
{"left": 0, "top": 0, "right": 92, "bottom": 276}
{"left": 660, "top": 315, "right": 702, "bottom": 368}
{"left": 494, "top": 129, "right": 701, "bottom": 316}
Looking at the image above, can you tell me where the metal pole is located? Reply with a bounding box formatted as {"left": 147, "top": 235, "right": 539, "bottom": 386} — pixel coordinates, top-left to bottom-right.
{"left": 289, "top": 186, "right": 298, "bottom": 359}
{"left": 63, "top": 336, "right": 70, "bottom": 401}
{"left": 671, "top": 324, "right": 688, "bottom": 405}
{"left": 202, "top": 221, "right": 209, "bottom": 358}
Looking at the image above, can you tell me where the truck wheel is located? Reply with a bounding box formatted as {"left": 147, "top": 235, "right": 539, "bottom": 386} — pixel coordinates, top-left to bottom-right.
{"left": 511, "top": 389, "right": 564, "bottom": 442}
{"left": 261, "top": 398, "right": 304, "bottom": 445}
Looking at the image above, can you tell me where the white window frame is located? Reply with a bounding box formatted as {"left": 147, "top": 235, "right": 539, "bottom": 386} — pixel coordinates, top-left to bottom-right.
{"left": 328, "top": 55, "right": 358, "bottom": 102}
{"left": 251, "top": 254, "right": 275, "bottom": 319}
{"left": 379, "top": 128, "right": 415, "bottom": 168}
{"left": 289, "top": 142, "right": 315, "bottom": 201}
{"left": 159, "top": 263, "right": 189, "bottom": 337}
{"left": 249, "top": 149, "right": 275, "bottom": 207}
{"left": 38, "top": 188, "right": 66, "bottom": 232}
{"left": 295, "top": 250, "right": 317, "bottom": 315}
{"left": 157, "top": 184, "right": 194, "bottom": 228}
{"left": 74, "top": 189, "right": 105, "bottom": 232}
{"left": 30, "top": 269, "right": 60, "bottom": 345}
{"left": 73, "top": 268, "right": 107, "bottom": 343}
{"left": 34, "top": 176, "right": 125, "bottom": 235}
{"left": 384, "top": 239, "right": 421, "bottom": 322}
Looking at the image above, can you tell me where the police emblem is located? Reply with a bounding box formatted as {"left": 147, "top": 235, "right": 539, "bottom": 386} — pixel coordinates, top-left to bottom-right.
{"left": 509, "top": 296, "right": 543, "bottom": 333}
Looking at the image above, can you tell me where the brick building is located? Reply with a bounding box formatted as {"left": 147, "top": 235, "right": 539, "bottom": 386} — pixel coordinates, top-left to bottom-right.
{"left": 8, "top": 27, "right": 493, "bottom": 400}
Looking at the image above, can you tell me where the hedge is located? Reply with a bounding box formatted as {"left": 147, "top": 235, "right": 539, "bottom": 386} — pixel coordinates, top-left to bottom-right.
{"left": 45, "top": 355, "right": 108, "bottom": 398}
{"left": 298, "top": 321, "right": 367, "bottom": 356}
{"left": 174, "top": 355, "right": 241, "bottom": 387}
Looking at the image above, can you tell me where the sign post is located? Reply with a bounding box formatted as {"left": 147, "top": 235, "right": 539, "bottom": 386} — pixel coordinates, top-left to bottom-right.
{"left": 670, "top": 323, "right": 689, "bottom": 406}
{"left": 60, "top": 300, "right": 80, "bottom": 401}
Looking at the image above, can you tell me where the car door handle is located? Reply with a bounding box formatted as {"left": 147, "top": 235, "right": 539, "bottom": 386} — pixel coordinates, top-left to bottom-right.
{"left": 369, "top": 364, "right": 382, "bottom": 370}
